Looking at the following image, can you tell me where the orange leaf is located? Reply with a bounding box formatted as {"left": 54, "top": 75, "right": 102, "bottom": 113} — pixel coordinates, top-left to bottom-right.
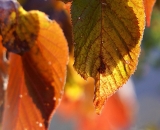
{"left": 52, "top": 1, "right": 73, "bottom": 53}
{"left": 2, "top": 18, "right": 68, "bottom": 129}
{"left": 0, "top": 36, "right": 4, "bottom": 126}
{"left": 0, "top": 35, "right": 8, "bottom": 126}
{"left": 143, "top": 0, "right": 156, "bottom": 27}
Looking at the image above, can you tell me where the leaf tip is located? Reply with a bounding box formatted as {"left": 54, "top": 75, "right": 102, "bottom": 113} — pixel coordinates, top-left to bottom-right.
{"left": 93, "top": 97, "right": 105, "bottom": 115}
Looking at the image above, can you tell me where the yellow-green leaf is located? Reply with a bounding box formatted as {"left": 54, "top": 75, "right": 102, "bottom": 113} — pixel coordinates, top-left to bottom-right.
{"left": 72, "top": 0, "right": 145, "bottom": 114}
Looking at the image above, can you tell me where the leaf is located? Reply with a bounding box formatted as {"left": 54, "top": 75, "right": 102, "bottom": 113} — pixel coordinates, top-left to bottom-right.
{"left": 0, "top": 1, "right": 38, "bottom": 54}
{"left": 0, "top": 36, "right": 8, "bottom": 127}
{"left": 64, "top": 2, "right": 72, "bottom": 15}
{"left": 0, "top": 77, "right": 4, "bottom": 128}
{"left": 143, "top": 0, "right": 156, "bottom": 27}
{"left": 0, "top": 46, "right": 4, "bottom": 127}
{"left": 0, "top": 0, "right": 73, "bottom": 55}
{"left": 2, "top": 12, "right": 68, "bottom": 130}
{"left": 52, "top": 1, "right": 73, "bottom": 53}
{"left": 72, "top": 0, "right": 145, "bottom": 114}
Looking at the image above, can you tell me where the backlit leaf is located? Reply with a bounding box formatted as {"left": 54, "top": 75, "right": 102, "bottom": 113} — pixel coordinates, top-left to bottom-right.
{"left": 2, "top": 12, "right": 68, "bottom": 130}
{"left": 143, "top": 0, "right": 156, "bottom": 27}
{"left": 52, "top": 1, "right": 73, "bottom": 53}
{"left": 72, "top": 0, "right": 145, "bottom": 113}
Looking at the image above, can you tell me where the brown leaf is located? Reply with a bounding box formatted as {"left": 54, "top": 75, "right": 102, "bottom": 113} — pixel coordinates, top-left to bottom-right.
{"left": 2, "top": 17, "right": 68, "bottom": 130}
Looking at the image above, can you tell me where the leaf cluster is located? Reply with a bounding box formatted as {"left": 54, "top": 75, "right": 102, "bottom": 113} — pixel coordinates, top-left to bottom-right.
{"left": 0, "top": 0, "right": 157, "bottom": 129}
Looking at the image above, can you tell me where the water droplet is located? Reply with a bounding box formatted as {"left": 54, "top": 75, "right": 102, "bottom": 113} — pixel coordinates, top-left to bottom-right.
{"left": 3, "top": 76, "right": 8, "bottom": 90}
{"left": 48, "top": 61, "right": 51, "bottom": 65}
{"left": 36, "top": 121, "right": 43, "bottom": 127}
{"left": 78, "top": 17, "right": 81, "bottom": 20}
{"left": 102, "top": 2, "right": 107, "bottom": 6}
{"left": 39, "top": 123, "right": 43, "bottom": 127}
{"left": 53, "top": 97, "right": 56, "bottom": 101}
{"left": 46, "top": 87, "right": 49, "bottom": 90}
{"left": 24, "top": 128, "right": 28, "bottom": 130}
{"left": 125, "top": 60, "right": 130, "bottom": 64}
{"left": 19, "top": 95, "right": 23, "bottom": 98}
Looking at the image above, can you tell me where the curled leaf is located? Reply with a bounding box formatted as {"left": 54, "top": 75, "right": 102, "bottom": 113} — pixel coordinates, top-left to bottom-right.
{"left": 72, "top": 0, "right": 145, "bottom": 114}
{"left": 0, "top": 1, "right": 38, "bottom": 54}
{"left": 2, "top": 10, "right": 68, "bottom": 130}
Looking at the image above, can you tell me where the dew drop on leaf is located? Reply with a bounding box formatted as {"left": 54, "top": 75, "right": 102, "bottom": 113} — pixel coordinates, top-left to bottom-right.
{"left": 39, "top": 123, "right": 43, "bottom": 127}
{"left": 19, "top": 95, "right": 23, "bottom": 98}
{"left": 48, "top": 61, "right": 52, "bottom": 65}
{"left": 53, "top": 97, "right": 56, "bottom": 101}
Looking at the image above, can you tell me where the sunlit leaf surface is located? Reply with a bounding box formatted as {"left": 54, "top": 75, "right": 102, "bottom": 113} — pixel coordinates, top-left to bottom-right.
{"left": 2, "top": 11, "right": 68, "bottom": 130}
{"left": 52, "top": 1, "right": 73, "bottom": 53}
{"left": 72, "top": 0, "right": 145, "bottom": 113}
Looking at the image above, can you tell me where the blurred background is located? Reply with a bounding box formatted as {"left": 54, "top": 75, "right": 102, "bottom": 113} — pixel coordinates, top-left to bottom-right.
{"left": 18, "top": 0, "right": 160, "bottom": 129}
